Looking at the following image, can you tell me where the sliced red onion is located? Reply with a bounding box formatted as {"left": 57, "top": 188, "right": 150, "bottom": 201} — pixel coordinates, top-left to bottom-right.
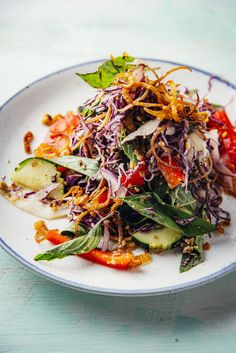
{"left": 116, "top": 184, "right": 127, "bottom": 198}
{"left": 35, "top": 183, "right": 60, "bottom": 201}
{"left": 132, "top": 64, "right": 145, "bottom": 82}
{"left": 100, "top": 168, "right": 120, "bottom": 195}
{"left": 101, "top": 220, "right": 110, "bottom": 252}
{"left": 206, "top": 129, "right": 235, "bottom": 177}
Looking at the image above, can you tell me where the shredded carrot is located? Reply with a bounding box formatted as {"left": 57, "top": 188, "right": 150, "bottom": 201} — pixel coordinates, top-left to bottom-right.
{"left": 85, "top": 112, "right": 106, "bottom": 124}
{"left": 97, "top": 105, "right": 112, "bottom": 131}
{"left": 71, "top": 130, "right": 91, "bottom": 151}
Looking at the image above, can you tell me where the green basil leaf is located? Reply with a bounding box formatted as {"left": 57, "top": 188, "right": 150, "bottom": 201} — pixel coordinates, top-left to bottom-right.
{"left": 122, "top": 143, "right": 138, "bottom": 163}
{"left": 61, "top": 223, "right": 88, "bottom": 237}
{"left": 180, "top": 236, "right": 204, "bottom": 272}
{"left": 47, "top": 156, "right": 101, "bottom": 179}
{"left": 153, "top": 193, "right": 216, "bottom": 236}
{"left": 123, "top": 193, "right": 182, "bottom": 232}
{"left": 34, "top": 220, "right": 102, "bottom": 261}
{"left": 77, "top": 55, "right": 135, "bottom": 89}
{"left": 120, "top": 129, "right": 138, "bottom": 163}
{"left": 179, "top": 219, "right": 215, "bottom": 236}
{"left": 169, "top": 186, "right": 196, "bottom": 212}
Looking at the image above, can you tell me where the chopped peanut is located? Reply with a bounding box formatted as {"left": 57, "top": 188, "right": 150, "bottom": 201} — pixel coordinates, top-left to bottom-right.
{"left": 23, "top": 131, "right": 34, "bottom": 154}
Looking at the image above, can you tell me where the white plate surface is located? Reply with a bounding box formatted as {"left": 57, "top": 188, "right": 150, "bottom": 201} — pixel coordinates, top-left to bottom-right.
{"left": 0, "top": 59, "right": 236, "bottom": 296}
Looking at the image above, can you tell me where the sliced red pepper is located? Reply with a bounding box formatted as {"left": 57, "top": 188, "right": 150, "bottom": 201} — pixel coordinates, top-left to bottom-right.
{"left": 208, "top": 110, "right": 236, "bottom": 173}
{"left": 121, "top": 160, "right": 147, "bottom": 188}
{"left": 45, "top": 230, "right": 149, "bottom": 270}
{"left": 56, "top": 166, "right": 67, "bottom": 173}
{"left": 79, "top": 250, "right": 141, "bottom": 270}
{"left": 46, "top": 229, "right": 70, "bottom": 244}
{"left": 158, "top": 156, "right": 185, "bottom": 189}
{"left": 98, "top": 190, "right": 109, "bottom": 203}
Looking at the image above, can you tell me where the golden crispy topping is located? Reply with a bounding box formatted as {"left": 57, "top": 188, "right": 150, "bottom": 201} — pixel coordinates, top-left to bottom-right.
{"left": 34, "top": 220, "right": 48, "bottom": 243}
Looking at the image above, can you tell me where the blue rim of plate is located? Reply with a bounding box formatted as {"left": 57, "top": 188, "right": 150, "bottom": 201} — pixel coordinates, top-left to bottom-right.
{"left": 0, "top": 58, "right": 236, "bottom": 296}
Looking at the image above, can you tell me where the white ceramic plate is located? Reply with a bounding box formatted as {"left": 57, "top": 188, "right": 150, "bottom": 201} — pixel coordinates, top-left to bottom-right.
{"left": 0, "top": 59, "right": 236, "bottom": 296}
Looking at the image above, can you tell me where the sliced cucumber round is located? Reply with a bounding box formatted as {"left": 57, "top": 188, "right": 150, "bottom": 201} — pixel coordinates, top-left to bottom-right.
{"left": 132, "top": 227, "right": 183, "bottom": 251}
{"left": 11, "top": 157, "right": 64, "bottom": 199}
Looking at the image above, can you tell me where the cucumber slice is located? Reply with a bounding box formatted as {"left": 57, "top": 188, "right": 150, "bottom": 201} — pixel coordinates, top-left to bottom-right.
{"left": 132, "top": 227, "right": 183, "bottom": 251}
{"left": 11, "top": 157, "right": 64, "bottom": 199}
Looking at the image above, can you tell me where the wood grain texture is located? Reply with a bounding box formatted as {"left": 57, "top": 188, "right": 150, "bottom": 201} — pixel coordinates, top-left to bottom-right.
{"left": 0, "top": 0, "right": 236, "bottom": 352}
{"left": 1, "top": 249, "right": 236, "bottom": 353}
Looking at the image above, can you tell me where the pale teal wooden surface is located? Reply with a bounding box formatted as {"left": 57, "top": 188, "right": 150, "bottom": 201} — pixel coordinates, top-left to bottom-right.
{"left": 1, "top": 249, "right": 236, "bottom": 353}
{"left": 1, "top": 1, "right": 236, "bottom": 352}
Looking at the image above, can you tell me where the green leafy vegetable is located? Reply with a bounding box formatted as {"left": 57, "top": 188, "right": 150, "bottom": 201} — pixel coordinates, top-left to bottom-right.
{"left": 169, "top": 186, "right": 196, "bottom": 213}
{"left": 77, "top": 55, "right": 135, "bottom": 88}
{"left": 123, "top": 193, "right": 182, "bottom": 232}
{"left": 122, "top": 143, "right": 138, "bottom": 163}
{"left": 47, "top": 156, "right": 101, "bottom": 179}
{"left": 153, "top": 192, "right": 216, "bottom": 236}
{"left": 180, "top": 236, "right": 204, "bottom": 272}
{"left": 34, "top": 220, "right": 102, "bottom": 261}
{"left": 123, "top": 191, "right": 215, "bottom": 236}
{"left": 120, "top": 129, "right": 138, "bottom": 163}
{"left": 61, "top": 223, "right": 88, "bottom": 237}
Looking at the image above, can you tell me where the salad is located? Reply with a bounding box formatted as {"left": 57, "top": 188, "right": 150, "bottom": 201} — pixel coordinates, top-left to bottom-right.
{"left": 1, "top": 54, "right": 235, "bottom": 272}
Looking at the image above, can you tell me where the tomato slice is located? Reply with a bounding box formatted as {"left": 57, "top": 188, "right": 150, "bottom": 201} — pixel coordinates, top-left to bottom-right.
{"left": 158, "top": 156, "right": 185, "bottom": 189}
{"left": 64, "top": 113, "right": 80, "bottom": 130}
{"left": 45, "top": 133, "right": 70, "bottom": 150}
{"left": 49, "top": 118, "right": 69, "bottom": 134}
{"left": 208, "top": 110, "right": 234, "bottom": 129}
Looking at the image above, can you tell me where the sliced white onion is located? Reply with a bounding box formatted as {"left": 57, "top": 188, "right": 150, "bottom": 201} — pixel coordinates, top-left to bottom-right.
{"left": 122, "top": 119, "right": 160, "bottom": 144}
{"left": 35, "top": 183, "right": 60, "bottom": 201}
{"left": 186, "top": 130, "right": 209, "bottom": 163}
{"left": 0, "top": 189, "right": 67, "bottom": 219}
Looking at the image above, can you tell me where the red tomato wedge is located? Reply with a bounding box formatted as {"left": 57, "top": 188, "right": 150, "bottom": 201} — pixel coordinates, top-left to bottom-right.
{"left": 158, "top": 156, "right": 185, "bottom": 189}
{"left": 45, "top": 230, "right": 149, "bottom": 270}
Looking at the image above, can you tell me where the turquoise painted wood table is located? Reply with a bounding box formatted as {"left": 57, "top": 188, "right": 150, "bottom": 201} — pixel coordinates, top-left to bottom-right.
{"left": 1, "top": 1, "right": 236, "bottom": 352}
